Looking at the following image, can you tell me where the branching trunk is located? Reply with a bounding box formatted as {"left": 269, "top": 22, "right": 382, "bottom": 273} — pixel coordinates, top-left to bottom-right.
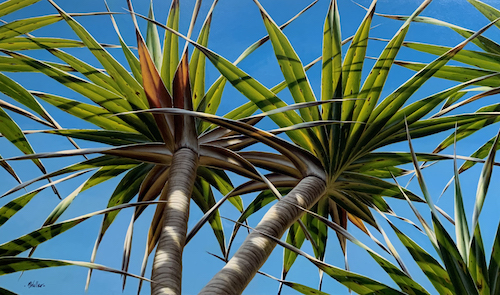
{"left": 199, "top": 175, "right": 327, "bottom": 295}
{"left": 151, "top": 147, "right": 198, "bottom": 295}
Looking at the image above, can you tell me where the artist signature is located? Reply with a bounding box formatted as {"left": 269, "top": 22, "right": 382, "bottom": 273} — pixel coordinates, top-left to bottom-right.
{"left": 25, "top": 281, "right": 45, "bottom": 288}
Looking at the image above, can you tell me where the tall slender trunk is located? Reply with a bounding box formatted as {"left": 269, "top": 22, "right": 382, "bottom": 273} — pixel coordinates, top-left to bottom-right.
{"left": 151, "top": 147, "right": 198, "bottom": 295}
{"left": 199, "top": 175, "right": 326, "bottom": 295}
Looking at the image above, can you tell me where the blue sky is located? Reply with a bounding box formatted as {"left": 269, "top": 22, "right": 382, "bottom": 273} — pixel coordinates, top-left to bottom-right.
{"left": 1, "top": 0, "right": 500, "bottom": 294}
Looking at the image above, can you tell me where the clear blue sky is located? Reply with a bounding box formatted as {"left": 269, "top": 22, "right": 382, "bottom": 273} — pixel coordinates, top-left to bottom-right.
{"left": 0, "top": 0, "right": 500, "bottom": 294}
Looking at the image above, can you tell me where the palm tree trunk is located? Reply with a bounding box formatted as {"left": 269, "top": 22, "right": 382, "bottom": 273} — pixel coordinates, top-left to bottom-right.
{"left": 199, "top": 175, "right": 326, "bottom": 295}
{"left": 151, "top": 147, "right": 198, "bottom": 295}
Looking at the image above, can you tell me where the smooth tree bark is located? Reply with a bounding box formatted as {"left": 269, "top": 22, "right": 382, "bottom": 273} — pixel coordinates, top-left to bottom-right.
{"left": 151, "top": 147, "right": 199, "bottom": 295}
{"left": 199, "top": 175, "right": 327, "bottom": 295}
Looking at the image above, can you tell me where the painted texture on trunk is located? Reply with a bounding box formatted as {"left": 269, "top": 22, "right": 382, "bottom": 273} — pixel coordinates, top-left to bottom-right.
{"left": 151, "top": 148, "right": 198, "bottom": 295}
{"left": 199, "top": 176, "right": 326, "bottom": 295}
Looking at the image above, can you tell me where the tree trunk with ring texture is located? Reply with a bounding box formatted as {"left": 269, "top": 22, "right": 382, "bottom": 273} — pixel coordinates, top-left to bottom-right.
{"left": 199, "top": 175, "right": 327, "bottom": 295}
{"left": 151, "top": 147, "right": 199, "bottom": 295}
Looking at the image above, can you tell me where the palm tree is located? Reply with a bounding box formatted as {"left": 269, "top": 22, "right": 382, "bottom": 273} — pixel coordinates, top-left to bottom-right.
{"left": 0, "top": 0, "right": 325, "bottom": 294}
{"left": 1, "top": 0, "right": 500, "bottom": 294}
{"left": 0, "top": 0, "right": 251, "bottom": 294}
{"left": 232, "top": 125, "right": 500, "bottom": 294}
{"left": 170, "top": 0, "right": 500, "bottom": 293}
